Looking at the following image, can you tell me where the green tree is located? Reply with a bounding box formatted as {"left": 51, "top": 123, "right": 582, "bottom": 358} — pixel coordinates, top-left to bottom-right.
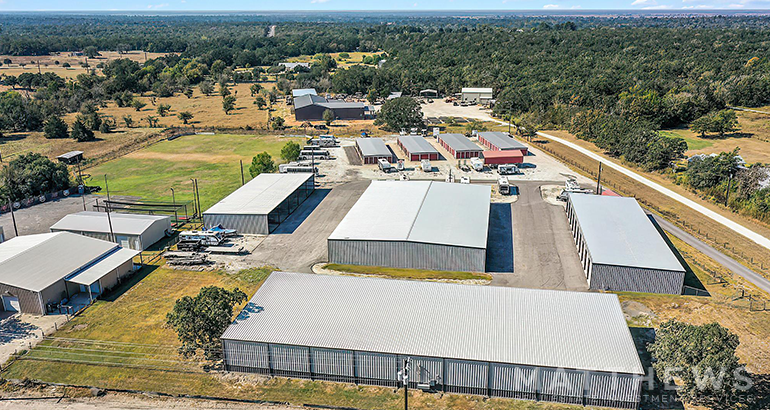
{"left": 366, "top": 89, "right": 378, "bottom": 104}
{"left": 374, "top": 97, "right": 423, "bottom": 131}
{"left": 131, "top": 99, "right": 147, "bottom": 112}
{"left": 254, "top": 96, "right": 266, "bottom": 109}
{"left": 70, "top": 118, "right": 94, "bottom": 142}
{"left": 122, "top": 114, "right": 133, "bottom": 128}
{"left": 99, "top": 117, "right": 115, "bottom": 133}
{"left": 270, "top": 116, "right": 285, "bottom": 130}
{"left": 691, "top": 110, "right": 739, "bottom": 138}
{"left": 183, "top": 88, "right": 194, "bottom": 99}
{"left": 145, "top": 115, "right": 159, "bottom": 128}
{"left": 219, "top": 85, "right": 231, "bottom": 98}
{"left": 178, "top": 111, "right": 193, "bottom": 124}
{"left": 249, "top": 152, "right": 276, "bottom": 177}
{"left": 249, "top": 83, "right": 262, "bottom": 97}
{"left": 43, "top": 116, "right": 68, "bottom": 139}
{"left": 280, "top": 141, "right": 301, "bottom": 162}
{"left": 0, "top": 152, "right": 72, "bottom": 202}
{"left": 465, "top": 119, "right": 488, "bottom": 134}
{"left": 156, "top": 103, "right": 171, "bottom": 117}
{"left": 322, "top": 109, "right": 335, "bottom": 126}
{"left": 83, "top": 46, "right": 100, "bottom": 58}
{"left": 166, "top": 286, "right": 247, "bottom": 360}
{"left": 199, "top": 81, "right": 214, "bottom": 96}
{"left": 648, "top": 320, "right": 748, "bottom": 408}
{"left": 222, "top": 95, "right": 236, "bottom": 115}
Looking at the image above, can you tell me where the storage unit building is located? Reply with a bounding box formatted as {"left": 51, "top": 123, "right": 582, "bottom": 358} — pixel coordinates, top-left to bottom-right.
{"left": 0, "top": 232, "right": 138, "bottom": 315}
{"left": 293, "top": 94, "right": 365, "bottom": 121}
{"left": 477, "top": 132, "right": 529, "bottom": 154}
{"left": 222, "top": 272, "right": 645, "bottom": 409}
{"left": 355, "top": 138, "right": 395, "bottom": 164}
{"left": 203, "top": 173, "right": 315, "bottom": 235}
{"left": 51, "top": 212, "right": 171, "bottom": 250}
{"left": 482, "top": 150, "right": 525, "bottom": 165}
{"left": 461, "top": 87, "right": 493, "bottom": 103}
{"left": 437, "top": 134, "right": 483, "bottom": 159}
{"left": 328, "top": 181, "right": 490, "bottom": 272}
{"left": 397, "top": 135, "right": 439, "bottom": 161}
{"left": 566, "top": 193, "right": 686, "bottom": 294}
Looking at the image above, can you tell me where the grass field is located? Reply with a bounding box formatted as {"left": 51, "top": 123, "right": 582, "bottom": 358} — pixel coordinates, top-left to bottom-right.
{"left": 0, "top": 51, "right": 167, "bottom": 80}
{"left": 285, "top": 51, "right": 382, "bottom": 68}
{"left": 86, "top": 133, "right": 305, "bottom": 210}
{"left": 322, "top": 263, "right": 493, "bottom": 282}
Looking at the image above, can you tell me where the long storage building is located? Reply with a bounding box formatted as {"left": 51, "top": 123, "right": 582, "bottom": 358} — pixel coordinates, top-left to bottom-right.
{"left": 437, "top": 133, "right": 483, "bottom": 159}
{"left": 566, "top": 193, "right": 686, "bottom": 294}
{"left": 328, "top": 181, "right": 489, "bottom": 272}
{"left": 355, "top": 138, "right": 395, "bottom": 164}
{"left": 51, "top": 212, "right": 171, "bottom": 250}
{"left": 477, "top": 131, "right": 529, "bottom": 154}
{"left": 0, "top": 232, "right": 138, "bottom": 315}
{"left": 397, "top": 135, "right": 439, "bottom": 161}
{"left": 203, "top": 173, "right": 315, "bottom": 235}
{"left": 222, "top": 272, "right": 645, "bottom": 409}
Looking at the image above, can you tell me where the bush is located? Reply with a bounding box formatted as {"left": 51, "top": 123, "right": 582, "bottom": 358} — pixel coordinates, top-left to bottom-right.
{"left": 43, "top": 116, "right": 68, "bottom": 139}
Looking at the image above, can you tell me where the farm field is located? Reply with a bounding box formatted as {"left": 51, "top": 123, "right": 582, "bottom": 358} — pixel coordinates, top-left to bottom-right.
{"left": 0, "top": 51, "right": 167, "bottom": 79}
{"left": 284, "top": 51, "right": 383, "bottom": 68}
{"left": 86, "top": 133, "right": 305, "bottom": 210}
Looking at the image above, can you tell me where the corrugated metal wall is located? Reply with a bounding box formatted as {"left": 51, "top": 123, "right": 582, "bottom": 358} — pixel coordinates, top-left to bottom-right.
{"left": 0, "top": 284, "right": 43, "bottom": 315}
{"left": 591, "top": 264, "right": 684, "bottom": 294}
{"left": 327, "top": 239, "right": 486, "bottom": 272}
{"left": 203, "top": 214, "right": 268, "bottom": 235}
{"left": 222, "top": 340, "right": 641, "bottom": 409}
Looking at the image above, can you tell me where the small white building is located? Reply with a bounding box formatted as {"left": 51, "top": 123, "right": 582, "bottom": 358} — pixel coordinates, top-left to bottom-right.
{"left": 51, "top": 212, "right": 171, "bottom": 251}
{"left": 461, "top": 87, "right": 493, "bottom": 103}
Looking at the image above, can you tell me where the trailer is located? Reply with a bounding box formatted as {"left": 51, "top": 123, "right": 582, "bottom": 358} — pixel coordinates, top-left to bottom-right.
{"left": 498, "top": 164, "right": 519, "bottom": 175}
{"left": 279, "top": 162, "right": 318, "bottom": 174}
{"left": 378, "top": 158, "right": 393, "bottom": 173}
{"left": 179, "top": 230, "right": 223, "bottom": 246}
{"left": 421, "top": 159, "right": 432, "bottom": 172}
{"left": 471, "top": 157, "right": 484, "bottom": 171}
{"left": 498, "top": 176, "right": 511, "bottom": 195}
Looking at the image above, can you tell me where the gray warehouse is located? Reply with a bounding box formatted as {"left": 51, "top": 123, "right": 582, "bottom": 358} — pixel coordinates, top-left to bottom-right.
{"left": 328, "top": 181, "right": 490, "bottom": 272}
{"left": 51, "top": 212, "right": 171, "bottom": 250}
{"left": 293, "top": 94, "right": 365, "bottom": 121}
{"left": 566, "top": 193, "right": 686, "bottom": 294}
{"left": 355, "top": 138, "right": 395, "bottom": 164}
{"left": 222, "top": 272, "right": 645, "bottom": 409}
{"left": 203, "top": 173, "right": 315, "bottom": 235}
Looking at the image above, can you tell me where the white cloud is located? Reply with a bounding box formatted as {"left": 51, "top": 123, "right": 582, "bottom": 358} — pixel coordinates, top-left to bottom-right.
{"left": 146, "top": 3, "right": 169, "bottom": 8}
{"left": 631, "top": 0, "right": 655, "bottom": 5}
{"left": 543, "top": 3, "right": 560, "bottom": 8}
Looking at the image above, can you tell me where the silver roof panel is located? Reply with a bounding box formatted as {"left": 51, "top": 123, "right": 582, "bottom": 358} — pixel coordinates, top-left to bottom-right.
{"left": 398, "top": 135, "right": 439, "bottom": 155}
{"left": 478, "top": 132, "right": 528, "bottom": 151}
{"left": 204, "top": 173, "right": 313, "bottom": 216}
{"left": 51, "top": 212, "right": 170, "bottom": 236}
{"left": 438, "top": 133, "right": 482, "bottom": 152}
{"left": 355, "top": 138, "right": 392, "bottom": 158}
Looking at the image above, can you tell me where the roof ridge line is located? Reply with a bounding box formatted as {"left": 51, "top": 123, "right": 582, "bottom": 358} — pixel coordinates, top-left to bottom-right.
{"left": 405, "top": 181, "right": 433, "bottom": 241}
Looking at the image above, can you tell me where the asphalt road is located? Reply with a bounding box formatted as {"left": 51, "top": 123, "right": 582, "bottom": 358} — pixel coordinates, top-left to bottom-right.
{"left": 490, "top": 181, "right": 588, "bottom": 291}
{"left": 652, "top": 214, "right": 770, "bottom": 295}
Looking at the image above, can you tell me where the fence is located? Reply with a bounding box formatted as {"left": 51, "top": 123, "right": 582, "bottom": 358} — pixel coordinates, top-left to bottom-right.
{"left": 0, "top": 186, "right": 87, "bottom": 216}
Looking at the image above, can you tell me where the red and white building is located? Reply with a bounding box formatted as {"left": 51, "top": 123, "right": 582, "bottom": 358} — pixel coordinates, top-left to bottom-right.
{"left": 477, "top": 131, "right": 529, "bottom": 155}
{"left": 437, "top": 133, "right": 483, "bottom": 159}
{"left": 397, "top": 135, "right": 440, "bottom": 161}
{"left": 482, "top": 150, "right": 525, "bottom": 165}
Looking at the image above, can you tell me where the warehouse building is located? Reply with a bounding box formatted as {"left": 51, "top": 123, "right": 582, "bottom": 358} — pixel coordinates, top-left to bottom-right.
{"left": 203, "top": 173, "right": 315, "bottom": 235}
{"left": 0, "top": 232, "right": 139, "bottom": 315}
{"left": 461, "top": 87, "right": 493, "bottom": 103}
{"left": 566, "top": 193, "right": 686, "bottom": 294}
{"left": 222, "top": 272, "right": 644, "bottom": 409}
{"left": 397, "top": 135, "right": 439, "bottom": 161}
{"left": 328, "top": 181, "right": 489, "bottom": 272}
{"left": 294, "top": 94, "right": 365, "bottom": 121}
{"left": 477, "top": 132, "right": 529, "bottom": 154}
{"left": 51, "top": 212, "right": 171, "bottom": 250}
{"left": 355, "top": 138, "right": 395, "bottom": 164}
{"left": 437, "top": 133, "right": 483, "bottom": 159}
{"left": 482, "top": 150, "right": 525, "bottom": 166}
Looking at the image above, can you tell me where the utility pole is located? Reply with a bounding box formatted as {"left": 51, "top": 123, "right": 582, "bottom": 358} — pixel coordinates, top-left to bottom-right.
{"left": 240, "top": 160, "right": 245, "bottom": 186}
{"left": 596, "top": 162, "right": 603, "bottom": 195}
{"left": 7, "top": 198, "right": 18, "bottom": 237}
{"left": 104, "top": 174, "right": 111, "bottom": 203}
{"left": 725, "top": 172, "right": 733, "bottom": 206}
{"left": 170, "top": 187, "right": 178, "bottom": 226}
{"left": 190, "top": 178, "right": 198, "bottom": 218}
{"left": 194, "top": 179, "right": 202, "bottom": 221}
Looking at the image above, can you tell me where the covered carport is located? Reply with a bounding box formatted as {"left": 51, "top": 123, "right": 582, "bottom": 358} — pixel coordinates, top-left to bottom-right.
{"left": 65, "top": 248, "right": 139, "bottom": 304}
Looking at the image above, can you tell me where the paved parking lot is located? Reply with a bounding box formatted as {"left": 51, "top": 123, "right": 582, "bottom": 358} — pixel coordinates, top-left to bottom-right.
{"left": 0, "top": 194, "right": 99, "bottom": 240}
{"left": 490, "top": 181, "right": 588, "bottom": 291}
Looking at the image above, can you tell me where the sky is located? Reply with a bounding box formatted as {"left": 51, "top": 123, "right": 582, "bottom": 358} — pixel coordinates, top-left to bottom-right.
{"left": 3, "top": 0, "right": 770, "bottom": 11}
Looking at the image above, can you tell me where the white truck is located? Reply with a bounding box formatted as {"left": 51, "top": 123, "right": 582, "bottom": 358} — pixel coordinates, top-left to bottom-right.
{"left": 498, "top": 176, "right": 511, "bottom": 195}
{"left": 460, "top": 176, "right": 471, "bottom": 184}
{"left": 378, "top": 158, "right": 393, "bottom": 173}
{"left": 471, "top": 157, "right": 484, "bottom": 172}
{"left": 421, "top": 159, "right": 432, "bottom": 172}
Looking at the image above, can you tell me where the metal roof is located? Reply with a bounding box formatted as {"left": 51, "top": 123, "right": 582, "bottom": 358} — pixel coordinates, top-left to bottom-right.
{"left": 223, "top": 272, "right": 644, "bottom": 376}
{"left": 438, "top": 133, "right": 483, "bottom": 152}
{"left": 568, "top": 193, "right": 685, "bottom": 272}
{"left": 293, "top": 94, "right": 327, "bottom": 109}
{"left": 328, "top": 181, "right": 490, "bottom": 249}
{"left": 478, "top": 132, "right": 528, "bottom": 151}
{"left": 318, "top": 101, "right": 366, "bottom": 109}
{"left": 291, "top": 88, "right": 317, "bottom": 97}
{"left": 204, "top": 173, "right": 313, "bottom": 216}
{"left": 462, "top": 87, "right": 493, "bottom": 94}
{"left": 56, "top": 151, "right": 83, "bottom": 160}
{"left": 355, "top": 138, "right": 392, "bottom": 158}
{"left": 398, "top": 135, "right": 439, "bottom": 155}
{"left": 51, "top": 212, "right": 170, "bottom": 236}
{"left": 0, "top": 232, "right": 119, "bottom": 291}
{"left": 482, "top": 150, "right": 525, "bottom": 159}
{"left": 66, "top": 248, "right": 139, "bottom": 286}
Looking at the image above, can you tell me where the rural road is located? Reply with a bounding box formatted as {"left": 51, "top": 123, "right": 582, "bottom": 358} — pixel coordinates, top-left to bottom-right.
{"left": 652, "top": 215, "right": 770, "bottom": 295}
{"left": 534, "top": 131, "right": 770, "bottom": 252}
{"left": 728, "top": 106, "right": 770, "bottom": 115}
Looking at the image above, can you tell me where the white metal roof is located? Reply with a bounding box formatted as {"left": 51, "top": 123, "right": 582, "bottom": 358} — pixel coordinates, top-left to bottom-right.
{"left": 51, "top": 212, "right": 170, "bottom": 236}
{"left": 478, "top": 131, "right": 528, "bottom": 151}
{"left": 223, "top": 272, "right": 644, "bottom": 376}
{"left": 438, "top": 133, "right": 483, "bottom": 152}
{"left": 66, "top": 248, "right": 140, "bottom": 286}
{"left": 355, "top": 138, "right": 392, "bottom": 158}
{"left": 0, "top": 232, "right": 119, "bottom": 291}
{"left": 204, "top": 173, "right": 313, "bottom": 216}
{"left": 328, "top": 181, "right": 490, "bottom": 249}
{"left": 398, "top": 135, "right": 439, "bottom": 155}
{"left": 291, "top": 88, "right": 317, "bottom": 97}
{"left": 462, "top": 87, "right": 493, "bottom": 94}
{"left": 568, "top": 193, "right": 685, "bottom": 272}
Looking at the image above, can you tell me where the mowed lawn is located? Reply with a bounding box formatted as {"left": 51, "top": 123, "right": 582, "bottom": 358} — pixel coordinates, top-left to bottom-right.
{"left": 86, "top": 133, "right": 305, "bottom": 210}
{"left": 3, "top": 264, "right": 585, "bottom": 410}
